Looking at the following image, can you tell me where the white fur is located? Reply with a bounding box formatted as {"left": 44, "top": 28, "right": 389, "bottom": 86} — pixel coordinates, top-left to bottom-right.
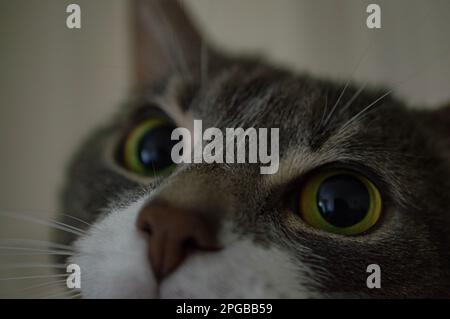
{"left": 71, "top": 196, "right": 316, "bottom": 298}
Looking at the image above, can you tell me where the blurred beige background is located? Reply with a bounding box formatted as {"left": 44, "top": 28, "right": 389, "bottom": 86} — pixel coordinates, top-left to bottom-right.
{"left": 0, "top": 0, "right": 449, "bottom": 297}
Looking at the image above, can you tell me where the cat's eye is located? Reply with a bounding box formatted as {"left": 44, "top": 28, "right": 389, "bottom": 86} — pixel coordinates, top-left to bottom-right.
{"left": 121, "top": 118, "right": 177, "bottom": 176}
{"left": 299, "top": 169, "right": 382, "bottom": 235}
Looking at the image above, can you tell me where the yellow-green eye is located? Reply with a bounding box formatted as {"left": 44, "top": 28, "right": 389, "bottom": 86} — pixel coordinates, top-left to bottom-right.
{"left": 122, "top": 118, "right": 177, "bottom": 176}
{"left": 299, "top": 169, "right": 382, "bottom": 235}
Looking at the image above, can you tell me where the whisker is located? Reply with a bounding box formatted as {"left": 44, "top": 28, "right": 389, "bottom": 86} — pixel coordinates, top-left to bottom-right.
{"left": 0, "top": 251, "right": 73, "bottom": 257}
{"left": 323, "top": 81, "right": 351, "bottom": 128}
{"left": 0, "top": 273, "right": 69, "bottom": 281}
{"left": 337, "top": 82, "right": 368, "bottom": 115}
{"left": 18, "top": 278, "right": 68, "bottom": 293}
{"left": 336, "top": 44, "right": 450, "bottom": 135}
{"left": 52, "top": 220, "right": 87, "bottom": 235}
{"left": 322, "top": 41, "right": 374, "bottom": 129}
{"left": 60, "top": 214, "right": 92, "bottom": 227}
{"left": 338, "top": 89, "right": 393, "bottom": 134}
{"left": 0, "top": 263, "right": 68, "bottom": 269}
{"left": 39, "top": 288, "right": 81, "bottom": 300}
{"left": 0, "top": 211, "right": 85, "bottom": 237}
{"left": 0, "top": 246, "right": 73, "bottom": 254}
{"left": 15, "top": 281, "right": 68, "bottom": 298}
{"left": 70, "top": 292, "right": 82, "bottom": 299}
{"left": 0, "top": 239, "right": 74, "bottom": 251}
{"left": 318, "top": 89, "right": 329, "bottom": 131}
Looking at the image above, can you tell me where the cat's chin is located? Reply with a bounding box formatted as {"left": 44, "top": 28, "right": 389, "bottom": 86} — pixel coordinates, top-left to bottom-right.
{"left": 70, "top": 197, "right": 316, "bottom": 299}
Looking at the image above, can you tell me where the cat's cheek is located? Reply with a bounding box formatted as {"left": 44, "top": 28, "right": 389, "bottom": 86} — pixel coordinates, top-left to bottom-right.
{"left": 69, "top": 199, "right": 158, "bottom": 299}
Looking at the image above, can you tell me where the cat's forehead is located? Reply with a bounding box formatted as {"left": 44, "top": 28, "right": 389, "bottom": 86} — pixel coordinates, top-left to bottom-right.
{"left": 132, "top": 61, "right": 421, "bottom": 169}
{"left": 186, "top": 62, "right": 409, "bottom": 151}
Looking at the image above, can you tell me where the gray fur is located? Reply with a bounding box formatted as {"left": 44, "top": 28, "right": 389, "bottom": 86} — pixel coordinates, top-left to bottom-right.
{"left": 60, "top": 0, "right": 450, "bottom": 298}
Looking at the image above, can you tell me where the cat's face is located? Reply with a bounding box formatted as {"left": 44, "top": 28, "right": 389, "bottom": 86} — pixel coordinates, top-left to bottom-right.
{"left": 60, "top": 0, "right": 450, "bottom": 298}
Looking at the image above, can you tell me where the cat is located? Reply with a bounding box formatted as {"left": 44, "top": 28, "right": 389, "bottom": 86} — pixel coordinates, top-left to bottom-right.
{"left": 58, "top": 0, "right": 450, "bottom": 298}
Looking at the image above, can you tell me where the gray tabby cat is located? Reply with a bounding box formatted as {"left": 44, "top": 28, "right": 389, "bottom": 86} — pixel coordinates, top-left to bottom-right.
{"left": 60, "top": 0, "right": 450, "bottom": 298}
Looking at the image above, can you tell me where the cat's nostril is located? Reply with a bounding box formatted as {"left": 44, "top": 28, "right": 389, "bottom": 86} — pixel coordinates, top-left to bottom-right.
{"left": 181, "top": 236, "right": 199, "bottom": 252}
{"left": 136, "top": 201, "right": 221, "bottom": 281}
{"left": 141, "top": 223, "right": 153, "bottom": 236}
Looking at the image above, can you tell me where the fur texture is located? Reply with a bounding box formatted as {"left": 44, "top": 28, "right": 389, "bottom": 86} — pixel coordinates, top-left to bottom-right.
{"left": 59, "top": 0, "right": 450, "bottom": 298}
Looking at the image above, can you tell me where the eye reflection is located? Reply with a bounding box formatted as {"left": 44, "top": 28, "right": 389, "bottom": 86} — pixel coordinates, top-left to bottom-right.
{"left": 316, "top": 174, "right": 370, "bottom": 228}
{"left": 121, "top": 118, "right": 177, "bottom": 176}
{"left": 137, "top": 125, "right": 177, "bottom": 171}
{"left": 298, "top": 168, "right": 382, "bottom": 235}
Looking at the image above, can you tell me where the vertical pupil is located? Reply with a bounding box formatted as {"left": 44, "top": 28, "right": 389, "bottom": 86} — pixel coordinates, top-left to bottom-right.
{"left": 137, "top": 125, "right": 176, "bottom": 170}
{"left": 316, "top": 174, "right": 370, "bottom": 227}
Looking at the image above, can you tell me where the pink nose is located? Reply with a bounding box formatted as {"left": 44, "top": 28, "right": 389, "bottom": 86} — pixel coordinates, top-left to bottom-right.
{"left": 136, "top": 201, "right": 221, "bottom": 281}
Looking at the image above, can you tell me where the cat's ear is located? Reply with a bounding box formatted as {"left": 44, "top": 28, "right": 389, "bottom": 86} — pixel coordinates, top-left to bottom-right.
{"left": 133, "top": 0, "right": 217, "bottom": 88}
{"left": 417, "top": 103, "right": 450, "bottom": 160}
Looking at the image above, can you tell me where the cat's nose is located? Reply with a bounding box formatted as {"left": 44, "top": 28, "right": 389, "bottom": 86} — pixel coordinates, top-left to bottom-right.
{"left": 136, "top": 201, "right": 221, "bottom": 282}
